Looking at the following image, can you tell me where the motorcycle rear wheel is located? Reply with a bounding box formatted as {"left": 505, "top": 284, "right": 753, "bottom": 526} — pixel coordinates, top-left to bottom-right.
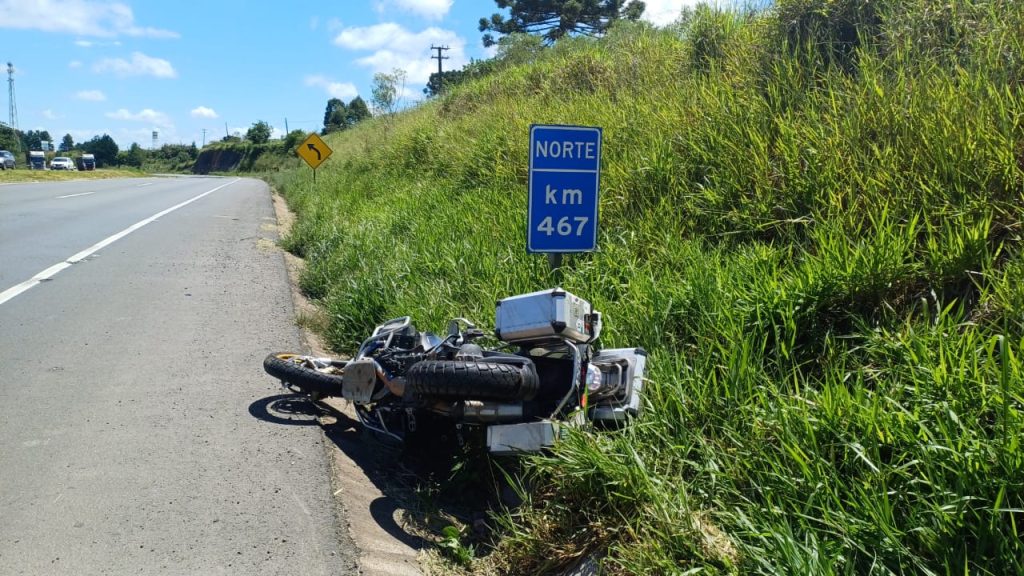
{"left": 263, "top": 353, "right": 345, "bottom": 396}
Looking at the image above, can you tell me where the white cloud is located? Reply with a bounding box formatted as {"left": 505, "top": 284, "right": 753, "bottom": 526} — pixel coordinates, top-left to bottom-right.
{"left": 106, "top": 108, "right": 174, "bottom": 129}
{"left": 641, "top": 0, "right": 702, "bottom": 26}
{"left": 190, "top": 106, "right": 219, "bottom": 119}
{"left": 383, "top": 0, "right": 452, "bottom": 20}
{"left": 333, "top": 23, "right": 467, "bottom": 85}
{"left": 0, "top": 0, "right": 178, "bottom": 38}
{"left": 334, "top": 22, "right": 402, "bottom": 51}
{"left": 309, "top": 16, "right": 320, "bottom": 31}
{"left": 75, "top": 39, "right": 122, "bottom": 47}
{"left": 68, "top": 60, "right": 83, "bottom": 69}
{"left": 398, "top": 86, "right": 421, "bottom": 106}
{"left": 305, "top": 75, "right": 359, "bottom": 100}
{"left": 42, "top": 109, "right": 59, "bottom": 120}
{"left": 94, "top": 52, "right": 176, "bottom": 78}
{"left": 75, "top": 89, "right": 106, "bottom": 101}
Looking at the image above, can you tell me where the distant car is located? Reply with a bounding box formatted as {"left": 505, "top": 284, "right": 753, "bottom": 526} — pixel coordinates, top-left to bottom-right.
{"left": 0, "top": 150, "right": 14, "bottom": 170}
{"left": 50, "top": 157, "right": 75, "bottom": 170}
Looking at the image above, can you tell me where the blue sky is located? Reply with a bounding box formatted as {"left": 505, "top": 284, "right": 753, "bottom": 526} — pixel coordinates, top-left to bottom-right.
{"left": 1, "top": 0, "right": 696, "bottom": 149}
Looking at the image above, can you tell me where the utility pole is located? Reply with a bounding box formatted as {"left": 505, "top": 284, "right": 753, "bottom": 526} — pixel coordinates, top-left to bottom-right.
{"left": 284, "top": 117, "right": 289, "bottom": 135}
{"left": 201, "top": 128, "right": 207, "bottom": 147}
{"left": 225, "top": 122, "right": 229, "bottom": 138}
{"left": 430, "top": 45, "right": 449, "bottom": 95}
{"left": 7, "top": 62, "right": 18, "bottom": 130}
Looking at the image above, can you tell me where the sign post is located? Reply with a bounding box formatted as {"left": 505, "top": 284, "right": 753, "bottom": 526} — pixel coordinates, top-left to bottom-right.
{"left": 527, "top": 125, "right": 602, "bottom": 272}
{"left": 297, "top": 132, "right": 333, "bottom": 181}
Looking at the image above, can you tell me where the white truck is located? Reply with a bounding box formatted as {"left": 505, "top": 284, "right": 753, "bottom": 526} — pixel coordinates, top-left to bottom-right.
{"left": 28, "top": 151, "right": 46, "bottom": 170}
{"left": 77, "top": 153, "right": 96, "bottom": 170}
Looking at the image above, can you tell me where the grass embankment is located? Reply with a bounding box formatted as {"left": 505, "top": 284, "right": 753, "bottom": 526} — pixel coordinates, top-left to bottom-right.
{"left": 272, "top": 1, "right": 1024, "bottom": 573}
{"left": 0, "top": 168, "right": 145, "bottom": 183}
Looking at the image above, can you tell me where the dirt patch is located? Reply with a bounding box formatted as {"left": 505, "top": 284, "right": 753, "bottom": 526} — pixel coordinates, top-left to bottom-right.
{"left": 271, "top": 193, "right": 332, "bottom": 357}
{"left": 192, "top": 148, "right": 243, "bottom": 174}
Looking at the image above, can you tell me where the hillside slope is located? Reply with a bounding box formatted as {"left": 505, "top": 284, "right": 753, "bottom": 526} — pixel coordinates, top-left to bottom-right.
{"left": 193, "top": 138, "right": 304, "bottom": 174}
{"left": 272, "top": 2, "right": 1024, "bottom": 573}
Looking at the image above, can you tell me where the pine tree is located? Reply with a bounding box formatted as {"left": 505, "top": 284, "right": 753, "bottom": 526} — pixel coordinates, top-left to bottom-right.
{"left": 479, "top": 0, "right": 645, "bottom": 47}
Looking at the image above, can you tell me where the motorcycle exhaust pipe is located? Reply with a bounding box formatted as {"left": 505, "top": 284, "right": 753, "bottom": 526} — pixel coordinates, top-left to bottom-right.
{"left": 459, "top": 401, "right": 523, "bottom": 423}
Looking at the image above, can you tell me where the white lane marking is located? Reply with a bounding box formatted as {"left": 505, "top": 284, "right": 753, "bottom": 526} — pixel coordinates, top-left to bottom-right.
{"left": 0, "top": 178, "right": 240, "bottom": 306}
{"left": 0, "top": 263, "right": 72, "bottom": 304}
{"left": 57, "top": 191, "right": 96, "bottom": 199}
{"left": 136, "top": 183, "right": 154, "bottom": 188}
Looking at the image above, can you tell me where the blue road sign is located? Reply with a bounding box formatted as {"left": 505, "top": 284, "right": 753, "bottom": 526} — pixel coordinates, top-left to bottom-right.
{"left": 527, "top": 125, "right": 602, "bottom": 253}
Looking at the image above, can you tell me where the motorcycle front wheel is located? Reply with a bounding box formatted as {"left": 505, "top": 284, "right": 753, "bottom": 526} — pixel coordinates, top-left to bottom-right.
{"left": 406, "top": 359, "right": 539, "bottom": 401}
{"left": 263, "top": 353, "right": 346, "bottom": 396}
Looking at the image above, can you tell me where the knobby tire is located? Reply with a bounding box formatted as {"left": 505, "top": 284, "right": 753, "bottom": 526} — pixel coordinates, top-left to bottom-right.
{"left": 263, "top": 353, "right": 344, "bottom": 396}
{"left": 406, "top": 359, "right": 539, "bottom": 401}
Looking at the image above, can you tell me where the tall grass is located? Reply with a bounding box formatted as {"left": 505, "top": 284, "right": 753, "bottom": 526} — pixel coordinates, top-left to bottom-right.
{"left": 271, "top": 1, "right": 1024, "bottom": 573}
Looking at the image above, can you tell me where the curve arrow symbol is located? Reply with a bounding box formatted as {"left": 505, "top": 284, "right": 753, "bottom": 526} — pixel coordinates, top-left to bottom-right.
{"left": 306, "top": 143, "right": 322, "bottom": 161}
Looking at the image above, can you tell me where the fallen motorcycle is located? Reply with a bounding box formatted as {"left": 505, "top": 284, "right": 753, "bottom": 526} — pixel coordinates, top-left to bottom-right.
{"left": 263, "top": 288, "right": 646, "bottom": 454}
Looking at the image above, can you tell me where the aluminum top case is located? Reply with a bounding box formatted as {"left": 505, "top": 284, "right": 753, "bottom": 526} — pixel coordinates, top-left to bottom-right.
{"left": 495, "top": 288, "right": 594, "bottom": 344}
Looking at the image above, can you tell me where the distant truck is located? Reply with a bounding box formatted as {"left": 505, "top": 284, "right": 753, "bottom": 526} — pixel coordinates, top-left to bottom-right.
{"left": 77, "top": 154, "right": 96, "bottom": 171}
{"left": 28, "top": 151, "right": 46, "bottom": 170}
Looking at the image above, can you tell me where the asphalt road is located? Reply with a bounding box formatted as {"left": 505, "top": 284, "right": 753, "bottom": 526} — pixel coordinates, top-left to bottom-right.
{"left": 0, "top": 176, "right": 358, "bottom": 575}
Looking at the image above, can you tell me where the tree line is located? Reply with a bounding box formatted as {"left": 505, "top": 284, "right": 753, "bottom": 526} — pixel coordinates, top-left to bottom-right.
{"left": 0, "top": 125, "right": 120, "bottom": 167}
{"left": 0, "top": 123, "right": 199, "bottom": 169}
{"left": 322, "top": 96, "right": 371, "bottom": 135}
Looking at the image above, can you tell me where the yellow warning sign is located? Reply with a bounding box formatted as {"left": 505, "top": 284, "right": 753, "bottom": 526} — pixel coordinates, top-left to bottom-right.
{"left": 297, "top": 133, "right": 333, "bottom": 169}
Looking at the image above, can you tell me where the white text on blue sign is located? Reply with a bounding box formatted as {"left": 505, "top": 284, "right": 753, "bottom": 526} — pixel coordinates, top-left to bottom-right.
{"left": 527, "top": 125, "right": 602, "bottom": 253}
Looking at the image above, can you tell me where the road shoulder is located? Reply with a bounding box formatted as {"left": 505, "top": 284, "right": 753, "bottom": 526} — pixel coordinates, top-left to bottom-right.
{"left": 271, "top": 190, "right": 425, "bottom": 576}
